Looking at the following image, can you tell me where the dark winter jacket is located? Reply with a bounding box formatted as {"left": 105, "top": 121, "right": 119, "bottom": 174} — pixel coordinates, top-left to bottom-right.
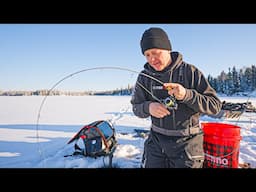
{"left": 131, "top": 52, "right": 222, "bottom": 136}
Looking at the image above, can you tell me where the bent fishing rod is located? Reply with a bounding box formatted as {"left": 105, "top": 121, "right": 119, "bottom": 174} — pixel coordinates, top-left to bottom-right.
{"left": 36, "top": 66, "right": 176, "bottom": 128}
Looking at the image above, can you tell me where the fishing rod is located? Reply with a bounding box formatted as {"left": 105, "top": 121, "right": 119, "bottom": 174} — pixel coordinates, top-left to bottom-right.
{"left": 36, "top": 66, "right": 176, "bottom": 128}
{"left": 36, "top": 66, "right": 173, "bottom": 126}
{"left": 37, "top": 67, "right": 174, "bottom": 124}
{"left": 35, "top": 66, "right": 177, "bottom": 167}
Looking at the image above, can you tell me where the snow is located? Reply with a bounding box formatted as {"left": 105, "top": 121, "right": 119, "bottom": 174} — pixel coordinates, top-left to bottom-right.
{"left": 0, "top": 95, "right": 255, "bottom": 168}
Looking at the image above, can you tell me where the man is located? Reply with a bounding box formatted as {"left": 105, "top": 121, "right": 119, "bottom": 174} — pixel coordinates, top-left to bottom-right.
{"left": 131, "top": 27, "right": 222, "bottom": 168}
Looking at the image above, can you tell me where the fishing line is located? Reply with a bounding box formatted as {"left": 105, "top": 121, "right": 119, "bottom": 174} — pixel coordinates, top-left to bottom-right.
{"left": 35, "top": 66, "right": 170, "bottom": 167}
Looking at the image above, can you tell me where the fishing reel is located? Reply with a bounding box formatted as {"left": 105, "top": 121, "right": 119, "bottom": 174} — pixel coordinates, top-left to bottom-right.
{"left": 162, "top": 95, "right": 178, "bottom": 110}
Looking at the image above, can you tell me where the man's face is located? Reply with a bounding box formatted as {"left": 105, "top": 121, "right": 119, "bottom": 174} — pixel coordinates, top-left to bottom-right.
{"left": 144, "top": 48, "right": 171, "bottom": 71}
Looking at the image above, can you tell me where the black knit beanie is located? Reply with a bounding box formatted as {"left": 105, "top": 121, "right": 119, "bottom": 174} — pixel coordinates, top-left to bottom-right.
{"left": 140, "top": 27, "right": 172, "bottom": 54}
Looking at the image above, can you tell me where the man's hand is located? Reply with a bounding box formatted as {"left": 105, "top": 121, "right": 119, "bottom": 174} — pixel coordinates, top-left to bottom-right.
{"left": 163, "top": 83, "right": 186, "bottom": 100}
{"left": 149, "top": 102, "right": 170, "bottom": 118}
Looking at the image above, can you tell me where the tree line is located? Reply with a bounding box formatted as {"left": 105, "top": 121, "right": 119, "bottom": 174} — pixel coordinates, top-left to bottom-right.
{"left": 208, "top": 65, "right": 256, "bottom": 95}
{"left": 0, "top": 85, "right": 133, "bottom": 96}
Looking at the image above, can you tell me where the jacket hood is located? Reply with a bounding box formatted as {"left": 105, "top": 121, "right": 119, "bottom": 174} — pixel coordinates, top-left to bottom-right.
{"left": 143, "top": 51, "right": 183, "bottom": 77}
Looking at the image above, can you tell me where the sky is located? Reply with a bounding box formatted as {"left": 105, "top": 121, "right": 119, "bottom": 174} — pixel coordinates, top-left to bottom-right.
{"left": 1, "top": 24, "right": 256, "bottom": 92}
{"left": 0, "top": 95, "right": 255, "bottom": 168}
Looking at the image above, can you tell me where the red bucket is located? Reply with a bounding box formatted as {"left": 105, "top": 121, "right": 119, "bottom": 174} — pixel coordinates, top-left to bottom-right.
{"left": 201, "top": 122, "right": 242, "bottom": 168}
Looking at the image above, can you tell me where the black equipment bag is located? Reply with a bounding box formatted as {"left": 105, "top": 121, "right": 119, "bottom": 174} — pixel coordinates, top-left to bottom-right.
{"left": 66, "top": 120, "right": 117, "bottom": 165}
